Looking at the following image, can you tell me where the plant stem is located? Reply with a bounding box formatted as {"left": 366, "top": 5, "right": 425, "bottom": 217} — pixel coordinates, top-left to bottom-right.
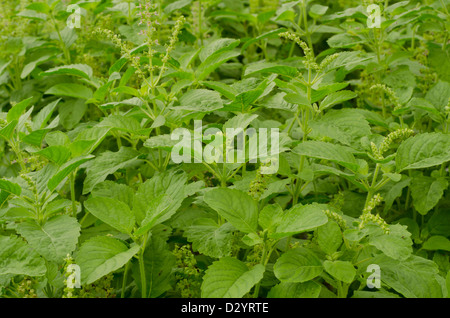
{"left": 121, "top": 261, "right": 131, "bottom": 298}
{"left": 70, "top": 171, "right": 77, "bottom": 218}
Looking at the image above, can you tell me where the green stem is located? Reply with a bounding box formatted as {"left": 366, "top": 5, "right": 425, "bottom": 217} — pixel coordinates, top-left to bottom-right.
{"left": 121, "top": 262, "right": 131, "bottom": 298}
{"left": 70, "top": 171, "right": 77, "bottom": 218}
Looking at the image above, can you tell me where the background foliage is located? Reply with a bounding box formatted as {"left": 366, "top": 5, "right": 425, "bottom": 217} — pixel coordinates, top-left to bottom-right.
{"left": 0, "top": 0, "right": 449, "bottom": 298}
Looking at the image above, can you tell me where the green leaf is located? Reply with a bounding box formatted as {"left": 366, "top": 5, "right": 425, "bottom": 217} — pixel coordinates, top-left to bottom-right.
{"left": 422, "top": 236, "right": 450, "bottom": 252}
{"left": 97, "top": 115, "right": 142, "bottom": 134}
{"left": 76, "top": 236, "right": 140, "bottom": 285}
{"left": 274, "top": 247, "right": 322, "bottom": 283}
{"left": 293, "top": 141, "right": 359, "bottom": 171}
{"left": 133, "top": 171, "right": 188, "bottom": 235}
{"left": 201, "top": 81, "right": 237, "bottom": 100}
{"left": 258, "top": 204, "right": 284, "bottom": 234}
{"left": 396, "top": 133, "right": 450, "bottom": 171}
{"left": 41, "top": 64, "right": 93, "bottom": 80}
{"left": 273, "top": 203, "right": 329, "bottom": 239}
{"left": 244, "top": 61, "right": 299, "bottom": 78}
{"left": 7, "top": 97, "right": 33, "bottom": 122}
{"left": 201, "top": 257, "right": 265, "bottom": 298}
{"left": 317, "top": 221, "right": 342, "bottom": 255}
{"left": 32, "top": 98, "right": 61, "bottom": 130}
{"left": 425, "top": 81, "right": 450, "bottom": 112}
{"left": 0, "top": 179, "right": 22, "bottom": 196}
{"left": 196, "top": 44, "right": 241, "bottom": 81}
{"left": 0, "top": 235, "right": 46, "bottom": 276}
{"left": 185, "top": 218, "right": 235, "bottom": 258}
{"left": 48, "top": 155, "right": 94, "bottom": 191}
{"left": 15, "top": 215, "right": 80, "bottom": 263}
{"left": 37, "top": 146, "right": 72, "bottom": 165}
{"left": 176, "top": 89, "right": 223, "bottom": 112}
{"left": 203, "top": 188, "right": 259, "bottom": 234}
{"left": 373, "top": 254, "right": 443, "bottom": 298}
{"left": 267, "top": 281, "right": 321, "bottom": 298}
{"left": 45, "top": 83, "right": 93, "bottom": 100}
{"left": 84, "top": 197, "right": 135, "bottom": 235}
{"left": 410, "top": 176, "right": 448, "bottom": 215}
{"left": 369, "top": 224, "right": 413, "bottom": 261}
{"left": 131, "top": 231, "right": 176, "bottom": 298}
{"left": 323, "top": 260, "right": 356, "bottom": 284}
{"left": 91, "top": 181, "right": 134, "bottom": 208}
{"left": 164, "top": 0, "right": 192, "bottom": 14}
{"left": 82, "top": 147, "right": 140, "bottom": 195}
{"left": 0, "top": 120, "right": 18, "bottom": 140}
{"left": 59, "top": 99, "right": 88, "bottom": 130}
{"left": 319, "top": 90, "right": 357, "bottom": 111}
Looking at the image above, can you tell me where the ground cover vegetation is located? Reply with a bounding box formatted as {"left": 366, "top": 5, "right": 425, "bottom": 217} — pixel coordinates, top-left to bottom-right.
{"left": 0, "top": 0, "right": 449, "bottom": 298}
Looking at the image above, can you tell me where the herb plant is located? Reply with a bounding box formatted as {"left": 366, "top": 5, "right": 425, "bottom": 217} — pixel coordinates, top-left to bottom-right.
{"left": 0, "top": 0, "right": 449, "bottom": 299}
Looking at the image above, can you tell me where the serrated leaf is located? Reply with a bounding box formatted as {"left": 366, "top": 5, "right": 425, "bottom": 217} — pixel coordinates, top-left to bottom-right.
{"left": 201, "top": 257, "right": 265, "bottom": 298}
{"left": 396, "top": 133, "right": 450, "bottom": 171}
{"left": 373, "top": 254, "right": 443, "bottom": 298}
{"left": 84, "top": 197, "right": 135, "bottom": 235}
{"left": 48, "top": 155, "right": 94, "bottom": 191}
{"left": 37, "top": 146, "right": 71, "bottom": 165}
{"left": 45, "top": 83, "right": 93, "bottom": 100}
{"left": 15, "top": 215, "right": 80, "bottom": 263}
{"left": 319, "top": 90, "right": 357, "bottom": 111}
{"left": 274, "top": 247, "right": 322, "bottom": 283}
{"left": 176, "top": 89, "right": 223, "bottom": 112}
{"left": 133, "top": 171, "right": 188, "bottom": 235}
{"left": 422, "top": 236, "right": 450, "bottom": 252}
{"left": 203, "top": 188, "right": 258, "bottom": 234}
{"left": 268, "top": 281, "right": 321, "bottom": 298}
{"left": 369, "top": 224, "right": 413, "bottom": 261}
{"left": 7, "top": 97, "right": 33, "bottom": 122}
{"left": 273, "top": 203, "right": 328, "bottom": 239}
{"left": 0, "top": 235, "right": 46, "bottom": 276}
{"left": 131, "top": 231, "right": 176, "bottom": 298}
{"left": 293, "top": 141, "right": 359, "bottom": 171}
{"left": 41, "top": 64, "right": 93, "bottom": 80}
{"left": 323, "top": 260, "right": 356, "bottom": 284}
{"left": 185, "top": 218, "right": 235, "bottom": 258}
{"left": 410, "top": 176, "right": 448, "bottom": 215}
{"left": 82, "top": 147, "right": 140, "bottom": 195}
{"left": 76, "top": 236, "right": 140, "bottom": 285}
{"left": 317, "top": 221, "right": 342, "bottom": 255}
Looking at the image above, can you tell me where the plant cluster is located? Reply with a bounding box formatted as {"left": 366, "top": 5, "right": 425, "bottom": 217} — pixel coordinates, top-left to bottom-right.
{"left": 0, "top": 0, "right": 449, "bottom": 299}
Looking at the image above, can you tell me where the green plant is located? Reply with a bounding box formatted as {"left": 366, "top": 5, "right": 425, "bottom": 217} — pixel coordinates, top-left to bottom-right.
{"left": 0, "top": 0, "right": 449, "bottom": 300}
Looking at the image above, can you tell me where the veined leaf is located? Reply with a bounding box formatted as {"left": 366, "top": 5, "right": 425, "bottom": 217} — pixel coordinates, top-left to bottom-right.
{"left": 82, "top": 147, "right": 140, "bottom": 195}
{"left": 396, "top": 133, "right": 450, "bottom": 171}
{"left": 323, "top": 260, "right": 356, "bottom": 284}
{"left": 274, "top": 247, "right": 322, "bottom": 283}
{"left": 77, "top": 236, "right": 140, "bottom": 285}
{"left": 84, "top": 197, "right": 135, "bottom": 235}
{"left": 268, "top": 281, "right": 321, "bottom": 298}
{"left": 41, "top": 64, "right": 93, "bottom": 80}
{"left": 48, "top": 155, "right": 94, "bottom": 191}
{"left": 0, "top": 235, "right": 46, "bottom": 276}
{"left": 319, "top": 90, "right": 357, "bottom": 111}
{"left": 410, "top": 176, "right": 448, "bottom": 215}
{"left": 185, "top": 218, "right": 235, "bottom": 258}
{"left": 293, "top": 141, "right": 359, "bottom": 171}
{"left": 201, "top": 257, "right": 265, "bottom": 298}
{"left": 45, "top": 83, "right": 93, "bottom": 100}
{"left": 273, "top": 203, "right": 328, "bottom": 239}
{"left": 15, "top": 215, "right": 80, "bottom": 263}
{"left": 131, "top": 231, "right": 176, "bottom": 298}
{"left": 37, "top": 146, "right": 72, "bottom": 165}
{"left": 203, "top": 188, "right": 259, "bottom": 234}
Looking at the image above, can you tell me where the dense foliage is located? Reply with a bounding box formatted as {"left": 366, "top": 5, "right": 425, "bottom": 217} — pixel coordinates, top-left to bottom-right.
{"left": 0, "top": 0, "right": 449, "bottom": 299}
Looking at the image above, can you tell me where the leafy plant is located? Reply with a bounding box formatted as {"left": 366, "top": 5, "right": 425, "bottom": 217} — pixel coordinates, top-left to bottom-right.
{"left": 0, "top": 0, "right": 449, "bottom": 299}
